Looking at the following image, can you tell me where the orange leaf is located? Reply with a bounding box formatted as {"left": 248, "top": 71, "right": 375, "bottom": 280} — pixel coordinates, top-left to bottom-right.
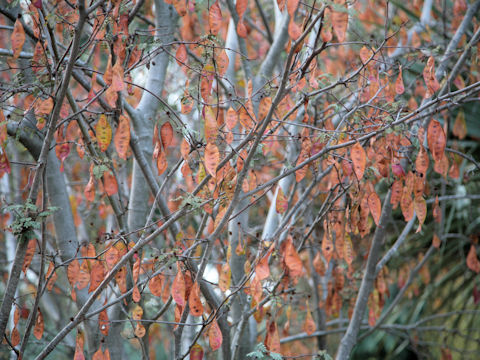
{"left": 204, "top": 106, "right": 218, "bottom": 143}
{"left": 157, "top": 148, "right": 168, "bottom": 175}
{"left": 322, "top": 233, "right": 334, "bottom": 263}
{"left": 400, "top": 187, "right": 414, "bottom": 221}
{"left": 103, "top": 170, "right": 118, "bottom": 196}
{"left": 284, "top": 236, "right": 303, "bottom": 277}
{"left": 67, "top": 259, "right": 80, "bottom": 287}
{"left": 190, "top": 344, "right": 204, "bottom": 360}
{"left": 344, "top": 233, "right": 354, "bottom": 265}
{"left": 218, "top": 263, "right": 231, "bottom": 292}
{"left": 390, "top": 179, "right": 402, "bottom": 209}
{"left": 189, "top": 282, "right": 203, "bottom": 316}
{"left": 204, "top": 143, "right": 220, "bottom": 177}
{"left": 216, "top": 49, "right": 229, "bottom": 77}
{"left": 276, "top": 187, "right": 288, "bottom": 214}
{"left": 160, "top": 122, "right": 174, "bottom": 148}
{"left": 466, "top": 245, "right": 480, "bottom": 273}
{"left": 265, "top": 321, "right": 281, "bottom": 353}
{"left": 135, "top": 324, "right": 146, "bottom": 338}
{"left": 286, "top": 0, "right": 299, "bottom": 16}
{"left": 34, "top": 97, "right": 54, "bottom": 117}
{"left": 432, "top": 233, "right": 441, "bottom": 248}
{"left": 84, "top": 175, "right": 95, "bottom": 202}
{"left": 173, "top": 0, "right": 187, "bottom": 16}
{"left": 172, "top": 265, "right": 186, "bottom": 307}
{"left": 33, "top": 308, "right": 44, "bottom": 340}
{"left": 74, "top": 331, "right": 85, "bottom": 360}
{"left": 368, "top": 190, "right": 382, "bottom": 226}
{"left": 423, "top": 56, "right": 440, "bottom": 98}
{"left": 413, "top": 196, "right": 427, "bottom": 232}
{"left": 104, "top": 55, "right": 113, "bottom": 86}
{"left": 176, "top": 44, "right": 187, "bottom": 67}
{"left": 111, "top": 61, "right": 124, "bottom": 92}
{"left": 236, "top": 0, "right": 247, "bottom": 18}
{"left": 415, "top": 145, "right": 429, "bottom": 177}
{"left": 237, "top": 19, "right": 247, "bottom": 38}
{"left": 350, "top": 142, "right": 366, "bottom": 180}
{"left": 452, "top": 110, "right": 467, "bottom": 140}
{"left": 149, "top": 273, "right": 164, "bottom": 297}
{"left": 258, "top": 97, "right": 272, "bottom": 121}
{"left": 208, "top": 318, "right": 223, "bottom": 351}
{"left": 303, "top": 302, "right": 316, "bottom": 335}
{"left": 99, "top": 309, "right": 109, "bottom": 336}
{"left": 96, "top": 115, "right": 112, "bottom": 152}
{"left": 288, "top": 19, "right": 301, "bottom": 41}
{"left": 22, "top": 238, "right": 36, "bottom": 275}
{"left": 46, "top": 261, "right": 57, "bottom": 291}
{"left": 11, "top": 326, "right": 20, "bottom": 346}
{"left": 11, "top": 19, "right": 25, "bottom": 60}
{"left": 427, "top": 119, "right": 446, "bottom": 162}
{"left": 209, "top": 1, "right": 222, "bottom": 36}
{"left": 225, "top": 107, "right": 238, "bottom": 130}
{"left": 88, "top": 261, "right": 105, "bottom": 293}
{"left": 114, "top": 114, "right": 130, "bottom": 160}
{"left": 331, "top": 1, "right": 348, "bottom": 42}
{"left": 395, "top": 66, "right": 405, "bottom": 95}
{"left": 256, "top": 247, "right": 272, "bottom": 281}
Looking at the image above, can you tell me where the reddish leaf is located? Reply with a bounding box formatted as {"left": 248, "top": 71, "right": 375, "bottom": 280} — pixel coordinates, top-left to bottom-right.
{"left": 427, "top": 119, "right": 446, "bottom": 162}
{"left": 414, "top": 196, "right": 427, "bottom": 232}
{"left": 400, "top": 187, "right": 414, "bottom": 221}
{"left": 46, "top": 261, "right": 57, "bottom": 291}
{"left": 189, "top": 281, "right": 203, "bottom": 316}
{"left": 103, "top": 170, "right": 118, "bottom": 196}
{"left": 288, "top": 19, "right": 301, "bottom": 41}
{"left": 176, "top": 44, "right": 187, "bottom": 67}
{"left": 99, "top": 309, "right": 109, "bottom": 336}
{"left": 332, "top": 1, "right": 348, "bottom": 42}
{"left": 286, "top": 0, "right": 299, "bottom": 16}
{"left": 303, "top": 302, "right": 316, "bottom": 335}
{"left": 256, "top": 247, "right": 273, "bottom": 281}
{"left": 84, "top": 175, "right": 95, "bottom": 202}
{"left": 265, "top": 321, "right": 281, "bottom": 353}
{"left": 33, "top": 308, "right": 44, "bottom": 340}
{"left": 276, "top": 187, "right": 288, "bottom": 214}
{"left": 173, "top": 0, "right": 187, "bottom": 16}
{"left": 368, "top": 190, "right": 382, "bottom": 226}
{"left": 22, "top": 239, "right": 36, "bottom": 275}
{"left": 74, "top": 331, "right": 85, "bottom": 360}
{"left": 218, "top": 263, "right": 231, "bottom": 292}
{"left": 236, "top": 0, "right": 248, "bottom": 18}
{"left": 114, "top": 115, "right": 130, "bottom": 160}
{"left": 88, "top": 261, "right": 105, "bottom": 293}
{"left": 452, "top": 110, "right": 467, "bottom": 140}
{"left": 157, "top": 148, "right": 168, "bottom": 175}
{"left": 160, "top": 122, "right": 174, "bottom": 148}
{"left": 11, "top": 19, "right": 25, "bottom": 60}
{"left": 415, "top": 146, "right": 429, "bottom": 177}
{"left": 209, "top": 1, "right": 222, "bottom": 36}
{"left": 467, "top": 245, "right": 480, "bottom": 273}
{"left": 204, "top": 143, "right": 220, "bottom": 177}
{"left": 209, "top": 318, "right": 223, "bottom": 351}
{"left": 237, "top": 19, "right": 247, "bottom": 38}
{"left": 225, "top": 107, "right": 238, "bottom": 130}
{"left": 395, "top": 65, "right": 405, "bottom": 95}
{"left": 350, "top": 142, "right": 366, "bottom": 180}
{"left": 284, "top": 236, "right": 303, "bottom": 277}
{"left": 172, "top": 265, "right": 186, "bottom": 307}
{"left": 11, "top": 326, "right": 20, "bottom": 346}
{"left": 111, "top": 60, "right": 124, "bottom": 92}
{"left": 423, "top": 56, "right": 440, "bottom": 98}
{"left": 216, "top": 49, "right": 229, "bottom": 77}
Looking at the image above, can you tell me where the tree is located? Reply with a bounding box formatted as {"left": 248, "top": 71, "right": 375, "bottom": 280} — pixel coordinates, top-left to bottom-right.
{"left": 1, "top": 0, "right": 480, "bottom": 358}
